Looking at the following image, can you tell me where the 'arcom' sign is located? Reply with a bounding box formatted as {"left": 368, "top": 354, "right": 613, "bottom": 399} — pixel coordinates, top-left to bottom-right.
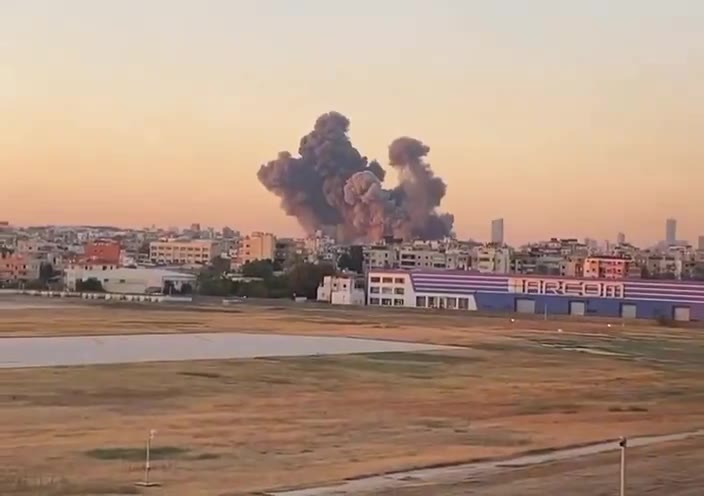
{"left": 508, "top": 277, "right": 625, "bottom": 299}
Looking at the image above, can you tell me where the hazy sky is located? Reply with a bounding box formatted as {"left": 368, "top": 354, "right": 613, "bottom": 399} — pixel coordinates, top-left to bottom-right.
{"left": 1, "top": 0, "right": 702, "bottom": 245}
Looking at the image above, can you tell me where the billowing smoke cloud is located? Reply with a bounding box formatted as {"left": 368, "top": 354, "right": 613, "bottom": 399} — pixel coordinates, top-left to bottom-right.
{"left": 257, "top": 112, "right": 454, "bottom": 242}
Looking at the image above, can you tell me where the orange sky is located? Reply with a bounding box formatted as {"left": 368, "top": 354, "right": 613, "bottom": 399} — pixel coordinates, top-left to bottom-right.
{"left": 1, "top": 1, "right": 702, "bottom": 245}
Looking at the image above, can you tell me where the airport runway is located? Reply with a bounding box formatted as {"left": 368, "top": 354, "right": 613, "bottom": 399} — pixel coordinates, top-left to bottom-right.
{"left": 0, "top": 332, "right": 452, "bottom": 368}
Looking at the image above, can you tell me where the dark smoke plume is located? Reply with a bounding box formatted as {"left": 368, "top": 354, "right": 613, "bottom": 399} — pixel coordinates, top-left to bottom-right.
{"left": 257, "top": 112, "right": 454, "bottom": 242}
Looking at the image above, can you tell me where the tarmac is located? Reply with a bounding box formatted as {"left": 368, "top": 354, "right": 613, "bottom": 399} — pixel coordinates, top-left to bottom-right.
{"left": 0, "top": 331, "right": 453, "bottom": 368}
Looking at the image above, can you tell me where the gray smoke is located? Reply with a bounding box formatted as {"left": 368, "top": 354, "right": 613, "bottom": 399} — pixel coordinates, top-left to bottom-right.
{"left": 257, "top": 112, "right": 454, "bottom": 242}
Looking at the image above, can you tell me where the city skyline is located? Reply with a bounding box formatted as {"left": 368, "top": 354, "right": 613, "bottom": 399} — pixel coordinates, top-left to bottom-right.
{"left": 1, "top": 1, "right": 703, "bottom": 245}
{"left": 3, "top": 216, "right": 700, "bottom": 250}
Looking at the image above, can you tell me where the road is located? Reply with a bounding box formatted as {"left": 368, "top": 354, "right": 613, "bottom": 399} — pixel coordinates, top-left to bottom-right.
{"left": 0, "top": 331, "right": 452, "bottom": 368}
{"left": 269, "top": 430, "right": 704, "bottom": 496}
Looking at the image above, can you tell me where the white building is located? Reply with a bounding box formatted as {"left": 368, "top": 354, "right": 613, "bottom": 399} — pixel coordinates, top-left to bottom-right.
{"left": 367, "top": 271, "right": 477, "bottom": 310}
{"left": 316, "top": 275, "right": 365, "bottom": 305}
{"left": 65, "top": 267, "right": 196, "bottom": 294}
{"left": 474, "top": 246, "right": 511, "bottom": 274}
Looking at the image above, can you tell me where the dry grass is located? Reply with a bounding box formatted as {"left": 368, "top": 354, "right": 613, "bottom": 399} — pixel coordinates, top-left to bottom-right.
{"left": 368, "top": 437, "right": 704, "bottom": 496}
{"left": 0, "top": 299, "right": 703, "bottom": 494}
{"left": 0, "top": 350, "right": 703, "bottom": 493}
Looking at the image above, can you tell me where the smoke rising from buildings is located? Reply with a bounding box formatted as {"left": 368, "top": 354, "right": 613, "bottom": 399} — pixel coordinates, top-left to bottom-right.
{"left": 257, "top": 112, "right": 454, "bottom": 242}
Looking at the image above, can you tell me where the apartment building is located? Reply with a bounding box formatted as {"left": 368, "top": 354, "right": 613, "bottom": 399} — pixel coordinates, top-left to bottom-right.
{"left": 559, "top": 257, "right": 584, "bottom": 277}
{"left": 238, "top": 232, "right": 276, "bottom": 265}
{"left": 583, "top": 256, "right": 631, "bottom": 279}
{"left": 363, "top": 245, "right": 397, "bottom": 270}
{"left": 474, "top": 246, "right": 511, "bottom": 274}
{"left": 149, "top": 239, "right": 222, "bottom": 265}
{"left": 0, "top": 252, "right": 42, "bottom": 282}
{"left": 84, "top": 240, "right": 122, "bottom": 264}
{"left": 398, "top": 248, "right": 449, "bottom": 269}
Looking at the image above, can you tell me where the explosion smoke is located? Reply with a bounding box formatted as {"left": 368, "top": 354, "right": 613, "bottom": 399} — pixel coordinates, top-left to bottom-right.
{"left": 257, "top": 112, "right": 454, "bottom": 242}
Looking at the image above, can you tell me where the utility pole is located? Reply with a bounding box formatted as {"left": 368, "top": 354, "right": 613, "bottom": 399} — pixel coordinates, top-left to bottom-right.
{"left": 619, "top": 436, "right": 627, "bottom": 496}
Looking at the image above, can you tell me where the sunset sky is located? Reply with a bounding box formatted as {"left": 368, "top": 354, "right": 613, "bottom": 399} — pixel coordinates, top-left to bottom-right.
{"left": 1, "top": 0, "right": 702, "bottom": 245}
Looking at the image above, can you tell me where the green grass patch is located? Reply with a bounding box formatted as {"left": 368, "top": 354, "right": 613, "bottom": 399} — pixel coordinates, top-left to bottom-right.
{"left": 84, "top": 446, "right": 189, "bottom": 461}
{"left": 178, "top": 371, "right": 223, "bottom": 379}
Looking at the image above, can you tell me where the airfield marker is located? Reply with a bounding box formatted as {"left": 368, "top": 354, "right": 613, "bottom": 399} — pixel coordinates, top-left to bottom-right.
{"left": 619, "top": 436, "right": 627, "bottom": 496}
{"left": 135, "top": 429, "right": 161, "bottom": 488}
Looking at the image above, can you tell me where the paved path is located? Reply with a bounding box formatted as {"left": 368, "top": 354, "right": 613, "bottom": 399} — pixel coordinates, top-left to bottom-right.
{"left": 268, "top": 430, "right": 704, "bottom": 496}
{"left": 0, "top": 332, "right": 452, "bottom": 368}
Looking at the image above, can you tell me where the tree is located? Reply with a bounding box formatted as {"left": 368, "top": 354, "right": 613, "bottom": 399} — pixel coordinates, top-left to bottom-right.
{"left": 241, "top": 259, "right": 274, "bottom": 279}
{"left": 236, "top": 281, "right": 269, "bottom": 298}
{"left": 209, "top": 256, "right": 231, "bottom": 275}
{"left": 76, "top": 278, "right": 104, "bottom": 292}
{"left": 348, "top": 245, "right": 364, "bottom": 273}
{"left": 39, "top": 262, "right": 55, "bottom": 284}
{"left": 337, "top": 253, "right": 354, "bottom": 272}
{"left": 287, "top": 262, "right": 335, "bottom": 299}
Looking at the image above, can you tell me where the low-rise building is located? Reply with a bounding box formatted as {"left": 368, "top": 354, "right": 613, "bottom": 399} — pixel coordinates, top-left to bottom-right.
{"left": 150, "top": 239, "right": 222, "bottom": 265}
{"left": 366, "top": 269, "right": 704, "bottom": 321}
{"left": 316, "top": 275, "right": 365, "bottom": 305}
{"left": 0, "top": 253, "right": 42, "bottom": 282}
{"left": 64, "top": 267, "right": 195, "bottom": 294}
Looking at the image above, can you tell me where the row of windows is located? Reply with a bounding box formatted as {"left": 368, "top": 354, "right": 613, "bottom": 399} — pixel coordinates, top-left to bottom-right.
{"left": 369, "top": 286, "right": 404, "bottom": 295}
{"left": 152, "top": 248, "right": 208, "bottom": 253}
{"left": 416, "top": 296, "right": 471, "bottom": 310}
{"left": 369, "top": 298, "right": 405, "bottom": 306}
{"left": 370, "top": 276, "right": 405, "bottom": 284}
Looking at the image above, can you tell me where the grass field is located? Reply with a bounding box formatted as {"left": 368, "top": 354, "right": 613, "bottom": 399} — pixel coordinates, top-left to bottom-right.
{"left": 0, "top": 299, "right": 703, "bottom": 494}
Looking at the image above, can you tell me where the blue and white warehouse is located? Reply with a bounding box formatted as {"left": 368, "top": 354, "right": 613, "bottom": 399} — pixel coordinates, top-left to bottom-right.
{"left": 367, "top": 270, "right": 704, "bottom": 321}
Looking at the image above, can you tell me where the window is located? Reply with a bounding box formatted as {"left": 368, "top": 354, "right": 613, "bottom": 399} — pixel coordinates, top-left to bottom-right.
{"left": 416, "top": 296, "right": 426, "bottom": 307}
{"left": 428, "top": 296, "right": 436, "bottom": 307}
{"left": 369, "top": 286, "right": 380, "bottom": 294}
{"left": 382, "top": 277, "right": 393, "bottom": 283}
{"left": 394, "top": 277, "right": 404, "bottom": 284}
{"left": 458, "top": 298, "right": 469, "bottom": 310}
{"left": 370, "top": 276, "right": 380, "bottom": 283}
{"left": 370, "top": 297, "right": 380, "bottom": 305}
{"left": 381, "top": 298, "right": 392, "bottom": 306}
{"left": 447, "top": 297, "right": 457, "bottom": 309}
{"left": 119, "top": 279, "right": 126, "bottom": 283}
{"left": 394, "top": 299, "right": 404, "bottom": 306}
{"left": 394, "top": 287, "right": 405, "bottom": 295}
{"left": 381, "top": 287, "right": 393, "bottom": 294}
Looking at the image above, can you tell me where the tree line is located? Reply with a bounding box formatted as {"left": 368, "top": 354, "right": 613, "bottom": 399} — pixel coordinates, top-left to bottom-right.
{"left": 197, "top": 259, "right": 337, "bottom": 299}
